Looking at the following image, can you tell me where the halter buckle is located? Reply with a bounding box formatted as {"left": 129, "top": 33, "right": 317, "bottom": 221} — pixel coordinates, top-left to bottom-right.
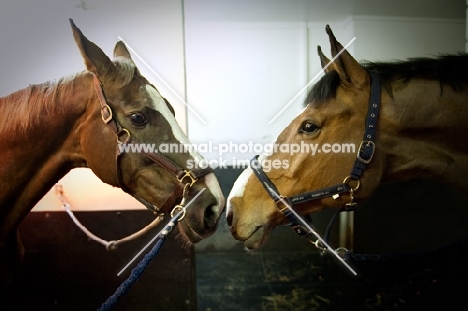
{"left": 357, "top": 140, "right": 375, "bottom": 164}
{"left": 177, "top": 170, "right": 198, "bottom": 187}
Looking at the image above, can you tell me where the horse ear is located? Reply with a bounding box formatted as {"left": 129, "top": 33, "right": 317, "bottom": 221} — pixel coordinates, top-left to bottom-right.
{"left": 317, "top": 45, "right": 336, "bottom": 73}
{"left": 325, "top": 25, "right": 367, "bottom": 87}
{"left": 113, "top": 41, "right": 132, "bottom": 59}
{"left": 69, "top": 19, "right": 116, "bottom": 79}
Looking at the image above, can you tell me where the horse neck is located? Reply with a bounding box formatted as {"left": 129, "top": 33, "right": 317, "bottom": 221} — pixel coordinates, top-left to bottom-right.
{"left": 379, "top": 79, "right": 468, "bottom": 190}
{"left": 0, "top": 72, "right": 94, "bottom": 230}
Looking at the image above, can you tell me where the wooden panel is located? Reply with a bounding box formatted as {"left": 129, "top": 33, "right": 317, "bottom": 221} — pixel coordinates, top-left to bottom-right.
{"left": 5, "top": 211, "right": 195, "bottom": 311}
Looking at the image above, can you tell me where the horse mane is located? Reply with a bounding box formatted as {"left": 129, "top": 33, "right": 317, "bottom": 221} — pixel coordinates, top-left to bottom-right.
{"left": 0, "top": 58, "right": 136, "bottom": 139}
{"left": 363, "top": 53, "right": 468, "bottom": 96}
{"left": 305, "top": 53, "right": 468, "bottom": 107}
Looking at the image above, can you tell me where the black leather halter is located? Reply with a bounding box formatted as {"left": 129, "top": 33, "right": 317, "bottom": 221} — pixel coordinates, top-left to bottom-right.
{"left": 250, "top": 72, "right": 381, "bottom": 226}
{"left": 92, "top": 75, "right": 213, "bottom": 215}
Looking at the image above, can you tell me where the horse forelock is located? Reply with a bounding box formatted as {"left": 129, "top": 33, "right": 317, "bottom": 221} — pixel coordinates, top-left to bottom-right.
{"left": 304, "top": 70, "right": 340, "bottom": 108}
{"left": 111, "top": 57, "right": 138, "bottom": 88}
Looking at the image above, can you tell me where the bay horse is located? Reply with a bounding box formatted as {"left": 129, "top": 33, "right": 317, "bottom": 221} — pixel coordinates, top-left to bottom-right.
{"left": 0, "top": 20, "right": 224, "bottom": 288}
{"left": 227, "top": 25, "right": 468, "bottom": 250}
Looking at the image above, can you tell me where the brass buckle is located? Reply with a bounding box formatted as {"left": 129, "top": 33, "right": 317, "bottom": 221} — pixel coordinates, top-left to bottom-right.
{"left": 101, "top": 104, "right": 113, "bottom": 124}
{"left": 357, "top": 140, "right": 375, "bottom": 164}
{"left": 177, "top": 170, "right": 198, "bottom": 187}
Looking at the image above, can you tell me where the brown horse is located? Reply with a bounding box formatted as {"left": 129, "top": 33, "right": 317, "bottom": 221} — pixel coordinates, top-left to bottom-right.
{"left": 0, "top": 20, "right": 225, "bottom": 288}
{"left": 227, "top": 25, "right": 468, "bottom": 250}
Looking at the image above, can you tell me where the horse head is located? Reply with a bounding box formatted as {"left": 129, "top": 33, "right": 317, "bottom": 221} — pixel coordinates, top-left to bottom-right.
{"left": 70, "top": 20, "right": 225, "bottom": 243}
{"left": 226, "top": 25, "right": 383, "bottom": 249}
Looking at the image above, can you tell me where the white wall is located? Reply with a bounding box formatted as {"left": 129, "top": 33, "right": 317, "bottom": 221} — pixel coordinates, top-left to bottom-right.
{"left": 352, "top": 16, "right": 465, "bottom": 61}
{"left": 184, "top": 20, "right": 307, "bottom": 165}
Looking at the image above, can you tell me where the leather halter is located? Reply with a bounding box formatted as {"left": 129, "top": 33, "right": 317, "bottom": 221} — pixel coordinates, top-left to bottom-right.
{"left": 250, "top": 72, "right": 381, "bottom": 226}
{"left": 92, "top": 75, "right": 213, "bottom": 215}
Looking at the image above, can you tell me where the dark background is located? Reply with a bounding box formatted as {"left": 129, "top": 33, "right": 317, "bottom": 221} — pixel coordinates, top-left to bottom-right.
{"left": 6, "top": 167, "right": 468, "bottom": 310}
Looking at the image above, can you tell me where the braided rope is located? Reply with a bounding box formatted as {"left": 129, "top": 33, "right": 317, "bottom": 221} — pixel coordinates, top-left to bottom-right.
{"left": 55, "top": 184, "right": 164, "bottom": 250}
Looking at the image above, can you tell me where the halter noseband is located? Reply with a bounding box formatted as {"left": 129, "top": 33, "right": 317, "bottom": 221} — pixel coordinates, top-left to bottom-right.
{"left": 250, "top": 71, "right": 381, "bottom": 227}
{"left": 92, "top": 75, "right": 213, "bottom": 215}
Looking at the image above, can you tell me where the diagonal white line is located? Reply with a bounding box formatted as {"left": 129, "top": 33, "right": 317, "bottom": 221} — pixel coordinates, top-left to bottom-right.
{"left": 268, "top": 37, "right": 356, "bottom": 124}
{"left": 267, "top": 186, "right": 357, "bottom": 276}
{"left": 118, "top": 36, "right": 207, "bottom": 125}
{"left": 117, "top": 188, "right": 206, "bottom": 276}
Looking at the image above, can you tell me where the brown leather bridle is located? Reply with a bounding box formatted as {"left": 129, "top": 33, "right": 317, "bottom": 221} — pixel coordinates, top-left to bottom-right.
{"left": 92, "top": 75, "right": 213, "bottom": 215}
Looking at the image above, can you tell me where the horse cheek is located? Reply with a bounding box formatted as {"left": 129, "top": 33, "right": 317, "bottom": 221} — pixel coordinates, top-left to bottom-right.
{"left": 80, "top": 126, "right": 119, "bottom": 187}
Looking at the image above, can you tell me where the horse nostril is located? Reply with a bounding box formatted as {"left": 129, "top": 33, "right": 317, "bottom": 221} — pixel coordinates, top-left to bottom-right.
{"left": 204, "top": 204, "right": 219, "bottom": 226}
{"left": 226, "top": 210, "right": 233, "bottom": 226}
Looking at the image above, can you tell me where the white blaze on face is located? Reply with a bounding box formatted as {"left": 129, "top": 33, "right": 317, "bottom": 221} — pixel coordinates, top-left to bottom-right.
{"left": 146, "top": 85, "right": 224, "bottom": 211}
{"left": 226, "top": 153, "right": 268, "bottom": 214}
{"left": 146, "top": 85, "right": 201, "bottom": 163}
{"left": 226, "top": 167, "right": 251, "bottom": 214}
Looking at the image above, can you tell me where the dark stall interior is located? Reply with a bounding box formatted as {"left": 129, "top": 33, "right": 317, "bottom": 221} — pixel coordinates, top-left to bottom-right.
{"left": 5, "top": 167, "right": 468, "bottom": 310}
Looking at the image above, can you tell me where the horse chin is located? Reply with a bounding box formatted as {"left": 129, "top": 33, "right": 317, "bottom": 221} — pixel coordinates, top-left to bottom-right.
{"left": 244, "top": 225, "right": 272, "bottom": 250}
{"left": 177, "top": 218, "right": 219, "bottom": 244}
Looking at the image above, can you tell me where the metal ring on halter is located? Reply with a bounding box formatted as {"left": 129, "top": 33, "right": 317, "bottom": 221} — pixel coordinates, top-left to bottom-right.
{"left": 169, "top": 183, "right": 190, "bottom": 221}
{"left": 334, "top": 247, "right": 349, "bottom": 258}
{"left": 343, "top": 175, "right": 360, "bottom": 191}
{"left": 170, "top": 205, "right": 186, "bottom": 221}
{"left": 117, "top": 128, "right": 131, "bottom": 144}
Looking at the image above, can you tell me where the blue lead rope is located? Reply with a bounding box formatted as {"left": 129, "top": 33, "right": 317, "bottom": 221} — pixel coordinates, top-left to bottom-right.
{"left": 97, "top": 236, "right": 166, "bottom": 311}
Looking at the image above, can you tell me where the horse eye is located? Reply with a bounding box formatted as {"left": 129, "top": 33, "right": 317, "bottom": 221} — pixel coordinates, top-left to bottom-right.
{"left": 129, "top": 112, "right": 147, "bottom": 126}
{"left": 300, "top": 121, "right": 320, "bottom": 134}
